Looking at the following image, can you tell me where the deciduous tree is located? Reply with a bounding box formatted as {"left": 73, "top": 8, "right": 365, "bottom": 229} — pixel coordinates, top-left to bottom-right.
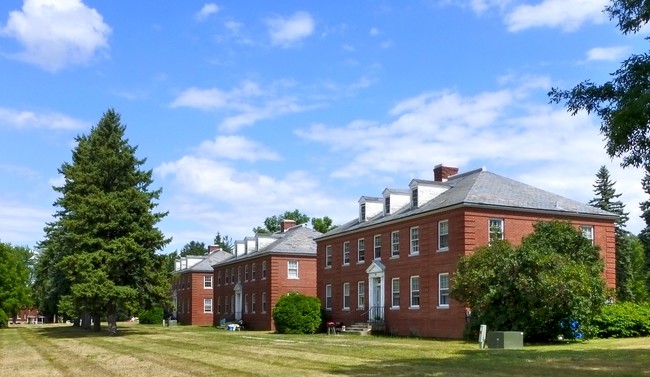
{"left": 253, "top": 209, "right": 310, "bottom": 234}
{"left": 0, "top": 241, "right": 32, "bottom": 319}
{"left": 311, "top": 216, "right": 337, "bottom": 233}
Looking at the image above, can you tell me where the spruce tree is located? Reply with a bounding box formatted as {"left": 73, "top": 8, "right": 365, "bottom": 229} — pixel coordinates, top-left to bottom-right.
{"left": 40, "top": 109, "right": 170, "bottom": 335}
{"left": 638, "top": 166, "right": 650, "bottom": 297}
{"left": 589, "top": 165, "right": 633, "bottom": 301}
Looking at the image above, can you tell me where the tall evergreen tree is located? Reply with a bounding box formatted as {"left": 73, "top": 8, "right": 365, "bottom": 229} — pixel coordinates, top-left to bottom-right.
{"left": 638, "top": 166, "right": 650, "bottom": 297}
{"left": 40, "top": 109, "right": 170, "bottom": 335}
{"left": 179, "top": 241, "right": 207, "bottom": 256}
{"left": 213, "top": 233, "right": 234, "bottom": 253}
{"left": 589, "top": 165, "right": 633, "bottom": 301}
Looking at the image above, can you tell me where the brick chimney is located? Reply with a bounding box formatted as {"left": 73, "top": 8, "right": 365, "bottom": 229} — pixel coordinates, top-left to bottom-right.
{"left": 208, "top": 245, "right": 221, "bottom": 254}
{"left": 434, "top": 164, "right": 459, "bottom": 182}
{"left": 281, "top": 219, "right": 296, "bottom": 232}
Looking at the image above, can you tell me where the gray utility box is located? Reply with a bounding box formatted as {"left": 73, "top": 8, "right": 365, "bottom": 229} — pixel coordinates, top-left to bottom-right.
{"left": 486, "top": 331, "right": 523, "bottom": 349}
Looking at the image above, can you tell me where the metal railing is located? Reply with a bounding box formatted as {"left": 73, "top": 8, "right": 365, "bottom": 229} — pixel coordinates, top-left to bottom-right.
{"left": 355, "top": 306, "right": 384, "bottom": 323}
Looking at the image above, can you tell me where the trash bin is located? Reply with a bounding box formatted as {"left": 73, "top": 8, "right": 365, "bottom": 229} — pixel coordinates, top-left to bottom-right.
{"left": 486, "top": 331, "right": 523, "bottom": 349}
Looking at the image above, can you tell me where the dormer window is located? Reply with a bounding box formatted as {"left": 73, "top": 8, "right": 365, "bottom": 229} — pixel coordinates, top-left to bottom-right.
{"left": 411, "top": 188, "right": 418, "bottom": 208}
{"left": 360, "top": 203, "right": 366, "bottom": 221}
{"left": 384, "top": 197, "right": 391, "bottom": 215}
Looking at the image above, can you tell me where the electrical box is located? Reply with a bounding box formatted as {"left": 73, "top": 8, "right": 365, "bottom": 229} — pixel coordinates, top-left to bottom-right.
{"left": 486, "top": 331, "right": 523, "bottom": 349}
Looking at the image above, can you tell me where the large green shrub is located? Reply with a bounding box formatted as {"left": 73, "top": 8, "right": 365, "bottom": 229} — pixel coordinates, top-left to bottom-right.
{"left": 138, "top": 307, "right": 164, "bottom": 324}
{"left": 272, "top": 293, "right": 321, "bottom": 334}
{"left": 593, "top": 302, "right": 650, "bottom": 338}
{"left": 0, "top": 309, "right": 8, "bottom": 329}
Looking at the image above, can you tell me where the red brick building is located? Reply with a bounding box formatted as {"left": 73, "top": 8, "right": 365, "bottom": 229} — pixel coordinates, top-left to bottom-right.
{"left": 171, "top": 248, "right": 230, "bottom": 325}
{"left": 212, "top": 222, "right": 321, "bottom": 331}
{"left": 316, "top": 165, "right": 616, "bottom": 339}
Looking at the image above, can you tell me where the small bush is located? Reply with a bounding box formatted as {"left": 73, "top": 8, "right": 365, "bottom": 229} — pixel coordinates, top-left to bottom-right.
{"left": 138, "top": 307, "right": 164, "bottom": 325}
{"left": 593, "top": 302, "right": 650, "bottom": 338}
{"left": 272, "top": 293, "right": 321, "bottom": 334}
{"left": 0, "top": 309, "right": 8, "bottom": 329}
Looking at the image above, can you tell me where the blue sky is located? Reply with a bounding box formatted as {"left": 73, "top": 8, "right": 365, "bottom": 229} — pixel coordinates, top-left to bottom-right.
{"left": 1, "top": 0, "right": 647, "bottom": 254}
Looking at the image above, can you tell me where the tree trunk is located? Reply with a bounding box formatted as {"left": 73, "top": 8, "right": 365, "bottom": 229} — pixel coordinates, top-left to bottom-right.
{"left": 107, "top": 303, "right": 118, "bottom": 336}
{"left": 92, "top": 313, "right": 101, "bottom": 332}
{"left": 73, "top": 317, "right": 80, "bottom": 327}
{"left": 82, "top": 312, "right": 91, "bottom": 330}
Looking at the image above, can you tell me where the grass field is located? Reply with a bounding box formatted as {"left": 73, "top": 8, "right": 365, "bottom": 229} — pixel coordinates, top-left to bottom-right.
{"left": 1, "top": 323, "right": 649, "bottom": 377}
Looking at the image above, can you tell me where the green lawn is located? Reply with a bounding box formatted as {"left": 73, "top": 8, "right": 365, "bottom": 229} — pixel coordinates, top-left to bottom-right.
{"left": 1, "top": 322, "right": 649, "bottom": 376}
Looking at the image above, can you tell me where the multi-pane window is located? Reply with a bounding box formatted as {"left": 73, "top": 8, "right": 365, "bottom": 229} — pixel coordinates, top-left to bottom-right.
{"left": 288, "top": 260, "right": 299, "bottom": 279}
{"left": 245, "top": 265, "right": 249, "bottom": 281}
{"left": 410, "top": 276, "right": 420, "bottom": 308}
{"left": 358, "top": 281, "right": 365, "bottom": 309}
{"left": 391, "top": 231, "right": 400, "bottom": 257}
{"left": 325, "top": 245, "right": 333, "bottom": 267}
{"left": 325, "top": 284, "right": 332, "bottom": 309}
{"left": 231, "top": 268, "right": 235, "bottom": 284}
{"left": 438, "top": 220, "right": 449, "bottom": 251}
{"left": 262, "top": 292, "right": 267, "bottom": 313}
{"left": 217, "top": 270, "right": 222, "bottom": 285}
{"left": 204, "top": 275, "right": 212, "bottom": 288}
{"left": 204, "top": 298, "right": 212, "bottom": 313}
{"left": 244, "top": 294, "right": 249, "bottom": 314}
{"left": 410, "top": 227, "right": 419, "bottom": 255}
{"left": 439, "top": 273, "right": 450, "bottom": 307}
{"left": 237, "top": 267, "right": 241, "bottom": 282}
{"left": 225, "top": 270, "right": 230, "bottom": 284}
{"left": 384, "top": 197, "right": 391, "bottom": 215}
{"left": 217, "top": 296, "right": 221, "bottom": 313}
{"left": 343, "top": 283, "right": 350, "bottom": 309}
{"left": 262, "top": 261, "right": 267, "bottom": 279}
{"left": 343, "top": 241, "right": 350, "bottom": 265}
{"left": 252, "top": 263, "right": 256, "bottom": 280}
{"left": 392, "top": 278, "right": 400, "bottom": 308}
{"left": 357, "top": 239, "right": 365, "bottom": 263}
{"left": 489, "top": 219, "right": 504, "bottom": 242}
{"left": 252, "top": 293, "right": 256, "bottom": 313}
{"left": 225, "top": 296, "right": 229, "bottom": 313}
{"left": 360, "top": 203, "right": 366, "bottom": 221}
{"left": 581, "top": 225, "right": 594, "bottom": 244}
{"left": 374, "top": 235, "right": 382, "bottom": 259}
{"left": 411, "top": 188, "right": 418, "bottom": 207}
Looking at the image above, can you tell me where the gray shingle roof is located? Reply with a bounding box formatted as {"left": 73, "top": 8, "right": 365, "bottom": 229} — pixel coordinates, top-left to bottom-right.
{"left": 174, "top": 250, "right": 233, "bottom": 274}
{"left": 211, "top": 225, "right": 321, "bottom": 266}
{"left": 319, "top": 168, "right": 616, "bottom": 239}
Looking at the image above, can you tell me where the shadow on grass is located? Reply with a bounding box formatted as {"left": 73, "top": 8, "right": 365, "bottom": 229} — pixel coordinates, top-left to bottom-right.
{"left": 329, "top": 347, "right": 650, "bottom": 377}
{"left": 28, "top": 324, "right": 156, "bottom": 339}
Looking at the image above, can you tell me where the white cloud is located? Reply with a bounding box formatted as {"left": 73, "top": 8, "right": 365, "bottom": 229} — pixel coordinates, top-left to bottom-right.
{"left": 196, "top": 135, "right": 281, "bottom": 162}
{"left": 266, "top": 11, "right": 314, "bottom": 47}
{"left": 585, "top": 46, "right": 630, "bottom": 61}
{"left": 170, "top": 80, "right": 313, "bottom": 132}
{"left": 369, "top": 27, "right": 379, "bottom": 36}
{"left": 0, "top": 200, "right": 51, "bottom": 246}
{"left": 0, "top": 107, "right": 88, "bottom": 130}
{"left": 195, "top": 3, "right": 219, "bottom": 21}
{"left": 0, "top": 0, "right": 111, "bottom": 71}
{"left": 505, "top": 0, "right": 608, "bottom": 32}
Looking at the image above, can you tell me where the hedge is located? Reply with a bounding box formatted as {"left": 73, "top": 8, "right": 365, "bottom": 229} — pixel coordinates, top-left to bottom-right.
{"left": 592, "top": 302, "right": 650, "bottom": 338}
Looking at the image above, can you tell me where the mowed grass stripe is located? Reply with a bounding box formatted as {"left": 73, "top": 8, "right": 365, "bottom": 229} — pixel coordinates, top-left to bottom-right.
{"left": 1, "top": 327, "right": 65, "bottom": 377}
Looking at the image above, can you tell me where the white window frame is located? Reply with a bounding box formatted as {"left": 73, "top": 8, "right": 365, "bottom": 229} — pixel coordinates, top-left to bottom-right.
{"left": 391, "top": 277, "right": 400, "bottom": 308}
{"left": 410, "top": 227, "right": 419, "bottom": 255}
{"left": 343, "top": 241, "right": 350, "bottom": 265}
{"left": 581, "top": 225, "right": 594, "bottom": 244}
{"left": 262, "top": 261, "right": 267, "bottom": 279}
{"left": 410, "top": 276, "right": 420, "bottom": 309}
{"left": 288, "top": 260, "right": 299, "bottom": 279}
{"left": 245, "top": 265, "right": 249, "bottom": 281}
{"left": 357, "top": 238, "right": 365, "bottom": 263}
{"left": 438, "top": 273, "right": 450, "bottom": 308}
{"left": 411, "top": 188, "right": 418, "bottom": 208}
{"left": 217, "top": 270, "right": 222, "bottom": 286}
{"left": 231, "top": 268, "right": 235, "bottom": 284}
{"left": 343, "top": 282, "right": 350, "bottom": 310}
{"left": 384, "top": 197, "right": 391, "bottom": 215}
{"left": 325, "top": 284, "right": 332, "bottom": 310}
{"left": 217, "top": 296, "right": 221, "bottom": 314}
{"left": 204, "top": 298, "right": 213, "bottom": 313}
{"left": 489, "top": 218, "right": 504, "bottom": 242}
{"left": 237, "top": 266, "right": 241, "bottom": 282}
{"left": 325, "top": 245, "right": 333, "bottom": 268}
{"left": 262, "top": 292, "right": 267, "bottom": 313}
{"left": 252, "top": 293, "right": 256, "bottom": 313}
{"left": 438, "top": 220, "right": 449, "bottom": 251}
{"left": 244, "top": 294, "right": 249, "bottom": 314}
{"left": 252, "top": 263, "right": 256, "bottom": 280}
{"left": 204, "top": 275, "right": 213, "bottom": 289}
{"left": 391, "top": 231, "right": 400, "bottom": 257}
{"left": 357, "top": 281, "right": 365, "bottom": 309}
{"left": 374, "top": 234, "right": 381, "bottom": 259}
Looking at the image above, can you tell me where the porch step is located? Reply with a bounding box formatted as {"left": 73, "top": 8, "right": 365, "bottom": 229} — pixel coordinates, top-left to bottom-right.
{"left": 342, "top": 323, "right": 372, "bottom": 336}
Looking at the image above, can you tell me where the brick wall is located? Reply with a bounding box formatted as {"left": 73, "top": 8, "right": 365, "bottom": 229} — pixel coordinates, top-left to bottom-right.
{"left": 317, "top": 206, "right": 616, "bottom": 338}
